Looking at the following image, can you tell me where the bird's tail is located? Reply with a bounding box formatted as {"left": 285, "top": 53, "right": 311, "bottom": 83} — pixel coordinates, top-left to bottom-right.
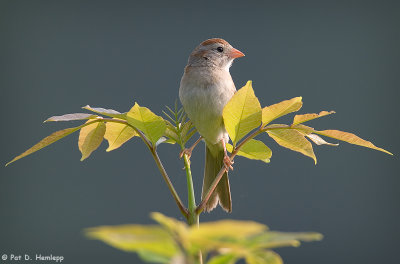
{"left": 202, "top": 144, "right": 232, "bottom": 212}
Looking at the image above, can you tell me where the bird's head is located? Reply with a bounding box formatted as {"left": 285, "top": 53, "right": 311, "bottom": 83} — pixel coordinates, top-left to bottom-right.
{"left": 187, "top": 38, "right": 245, "bottom": 71}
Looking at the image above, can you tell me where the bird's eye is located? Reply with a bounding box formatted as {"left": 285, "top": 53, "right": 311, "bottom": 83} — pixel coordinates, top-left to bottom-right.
{"left": 216, "top": 47, "right": 224, "bottom": 52}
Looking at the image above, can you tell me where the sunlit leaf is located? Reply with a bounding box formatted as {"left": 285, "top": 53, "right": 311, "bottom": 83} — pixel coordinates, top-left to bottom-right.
{"left": 189, "top": 220, "right": 267, "bottom": 255}
{"left": 292, "top": 110, "right": 335, "bottom": 126}
{"left": 44, "top": 113, "right": 99, "bottom": 122}
{"left": 191, "top": 220, "right": 266, "bottom": 241}
{"left": 164, "top": 124, "right": 179, "bottom": 142}
{"left": 83, "top": 105, "right": 126, "bottom": 119}
{"left": 245, "top": 250, "right": 282, "bottom": 264}
{"left": 137, "top": 250, "right": 172, "bottom": 264}
{"left": 223, "top": 81, "right": 262, "bottom": 145}
{"left": 155, "top": 137, "right": 176, "bottom": 146}
{"left": 104, "top": 120, "right": 137, "bottom": 151}
{"left": 249, "top": 231, "right": 323, "bottom": 249}
{"left": 85, "top": 224, "right": 177, "bottom": 258}
{"left": 262, "top": 97, "right": 302, "bottom": 126}
{"left": 151, "top": 212, "right": 189, "bottom": 247}
{"left": 306, "top": 134, "right": 338, "bottom": 146}
{"left": 207, "top": 254, "right": 237, "bottom": 264}
{"left": 226, "top": 139, "right": 271, "bottom": 163}
{"left": 126, "top": 103, "right": 166, "bottom": 145}
{"left": 315, "top": 130, "right": 392, "bottom": 155}
{"left": 267, "top": 128, "right": 317, "bottom": 164}
{"left": 290, "top": 124, "right": 315, "bottom": 135}
{"left": 78, "top": 120, "right": 106, "bottom": 161}
{"left": 6, "top": 120, "right": 103, "bottom": 166}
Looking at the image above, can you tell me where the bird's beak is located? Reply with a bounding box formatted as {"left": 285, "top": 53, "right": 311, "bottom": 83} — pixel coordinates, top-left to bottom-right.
{"left": 230, "top": 48, "right": 245, "bottom": 58}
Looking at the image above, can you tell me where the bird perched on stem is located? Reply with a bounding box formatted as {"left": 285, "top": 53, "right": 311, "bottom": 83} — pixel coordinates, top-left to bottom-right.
{"left": 179, "top": 38, "right": 245, "bottom": 212}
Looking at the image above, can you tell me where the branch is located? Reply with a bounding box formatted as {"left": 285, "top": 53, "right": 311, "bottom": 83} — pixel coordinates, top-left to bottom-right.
{"left": 151, "top": 147, "right": 188, "bottom": 218}
{"left": 196, "top": 127, "right": 263, "bottom": 214}
{"left": 103, "top": 118, "right": 188, "bottom": 219}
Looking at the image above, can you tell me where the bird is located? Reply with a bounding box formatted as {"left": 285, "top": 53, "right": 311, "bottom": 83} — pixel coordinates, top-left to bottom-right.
{"left": 179, "top": 38, "right": 245, "bottom": 212}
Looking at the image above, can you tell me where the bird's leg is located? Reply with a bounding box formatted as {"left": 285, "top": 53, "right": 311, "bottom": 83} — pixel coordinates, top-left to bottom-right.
{"left": 179, "top": 136, "right": 203, "bottom": 160}
{"left": 221, "top": 139, "right": 234, "bottom": 171}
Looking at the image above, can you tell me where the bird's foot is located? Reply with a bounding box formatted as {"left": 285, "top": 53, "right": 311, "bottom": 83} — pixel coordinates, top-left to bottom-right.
{"left": 179, "top": 148, "right": 192, "bottom": 160}
{"left": 223, "top": 155, "right": 234, "bottom": 171}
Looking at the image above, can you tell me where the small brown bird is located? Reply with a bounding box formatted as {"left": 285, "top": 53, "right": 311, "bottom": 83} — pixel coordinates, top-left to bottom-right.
{"left": 179, "top": 38, "right": 245, "bottom": 212}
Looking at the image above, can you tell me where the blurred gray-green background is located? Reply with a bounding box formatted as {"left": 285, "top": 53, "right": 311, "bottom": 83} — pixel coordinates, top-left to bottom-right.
{"left": 1, "top": 1, "right": 399, "bottom": 263}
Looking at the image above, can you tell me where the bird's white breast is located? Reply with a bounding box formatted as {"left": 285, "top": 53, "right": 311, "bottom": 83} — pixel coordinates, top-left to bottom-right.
{"left": 179, "top": 66, "right": 236, "bottom": 145}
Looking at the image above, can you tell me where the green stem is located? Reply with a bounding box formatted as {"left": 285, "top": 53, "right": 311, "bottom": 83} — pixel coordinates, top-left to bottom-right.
{"left": 151, "top": 147, "right": 188, "bottom": 219}
{"left": 183, "top": 154, "right": 198, "bottom": 226}
{"left": 196, "top": 126, "right": 265, "bottom": 214}
{"left": 102, "top": 118, "right": 188, "bottom": 219}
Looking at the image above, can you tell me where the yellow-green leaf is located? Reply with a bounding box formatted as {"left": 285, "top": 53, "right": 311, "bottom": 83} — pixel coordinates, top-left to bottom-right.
{"left": 262, "top": 97, "right": 302, "bottom": 126}
{"left": 85, "top": 224, "right": 177, "bottom": 258}
{"left": 151, "top": 212, "right": 188, "bottom": 239}
{"left": 126, "top": 103, "right": 166, "bottom": 145}
{"left": 6, "top": 120, "right": 103, "bottom": 166}
{"left": 44, "top": 113, "right": 99, "bottom": 122}
{"left": 207, "top": 254, "right": 237, "bottom": 264}
{"left": 249, "top": 231, "right": 323, "bottom": 249}
{"left": 223, "top": 81, "right": 262, "bottom": 145}
{"left": 226, "top": 139, "right": 271, "bottom": 163}
{"left": 306, "top": 134, "right": 338, "bottom": 146}
{"left": 83, "top": 105, "right": 126, "bottom": 119}
{"left": 245, "top": 250, "right": 283, "bottom": 264}
{"left": 104, "top": 120, "right": 137, "bottom": 151}
{"left": 78, "top": 121, "right": 106, "bottom": 161}
{"left": 290, "top": 124, "right": 315, "bottom": 135}
{"left": 292, "top": 110, "right": 335, "bottom": 126}
{"left": 315, "top": 130, "right": 392, "bottom": 155}
{"left": 189, "top": 220, "right": 267, "bottom": 255}
{"left": 190, "top": 220, "right": 266, "bottom": 241}
{"left": 267, "top": 128, "right": 317, "bottom": 164}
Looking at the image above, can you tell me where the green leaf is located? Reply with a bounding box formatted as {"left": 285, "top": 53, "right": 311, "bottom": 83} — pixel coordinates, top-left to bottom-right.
{"left": 78, "top": 120, "right": 106, "bottom": 161}
{"left": 292, "top": 110, "right": 335, "bottom": 126}
{"left": 164, "top": 123, "right": 179, "bottom": 142}
{"left": 290, "top": 124, "right": 315, "bottom": 135}
{"left": 226, "top": 139, "right": 271, "bottom": 163}
{"left": 44, "top": 113, "right": 99, "bottom": 122}
{"left": 104, "top": 120, "right": 137, "bottom": 151}
{"left": 207, "top": 254, "right": 237, "bottom": 264}
{"left": 249, "top": 231, "right": 323, "bottom": 249}
{"left": 126, "top": 103, "right": 166, "bottom": 145}
{"left": 190, "top": 220, "right": 266, "bottom": 241}
{"left": 137, "top": 250, "right": 172, "bottom": 264}
{"left": 267, "top": 128, "right": 317, "bottom": 164}
{"left": 6, "top": 120, "right": 103, "bottom": 166}
{"left": 189, "top": 220, "right": 267, "bottom": 256}
{"left": 223, "top": 81, "right": 262, "bottom": 146}
{"left": 83, "top": 105, "right": 126, "bottom": 119}
{"left": 314, "top": 130, "right": 392, "bottom": 155}
{"left": 85, "top": 224, "right": 178, "bottom": 258}
{"left": 262, "top": 97, "right": 302, "bottom": 126}
{"left": 306, "top": 134, "right": 338, "bottom": 146}
{"left": 151, "top": 212, "right": 189, "bottom": 243}
{"left": 245, "top": 250, "right": 282, "bottom": 264}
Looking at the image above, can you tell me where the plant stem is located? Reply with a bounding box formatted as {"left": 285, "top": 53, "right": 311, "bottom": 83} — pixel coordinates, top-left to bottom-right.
{"left": 183, "top": 154, "right": 198, "bottom": 226}
{"left": 182, "top": 154, "right": 202, "bottom": 264}
{"left": 196, "top": 127, "right": 265, "bottom": 214}
{"left": 102, "top": 118, "right": 188, "bottom": 219}
{"left": 151, "top": 148, "right": 188, "bottom": 219}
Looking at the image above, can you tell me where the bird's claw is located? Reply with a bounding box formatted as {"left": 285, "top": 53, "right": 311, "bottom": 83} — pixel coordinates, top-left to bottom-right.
{"left": 179, "top": 148, "right": 192, "bottom": 160}
{"left": 223, "top": 155, "right": 234, "bottom": 171}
